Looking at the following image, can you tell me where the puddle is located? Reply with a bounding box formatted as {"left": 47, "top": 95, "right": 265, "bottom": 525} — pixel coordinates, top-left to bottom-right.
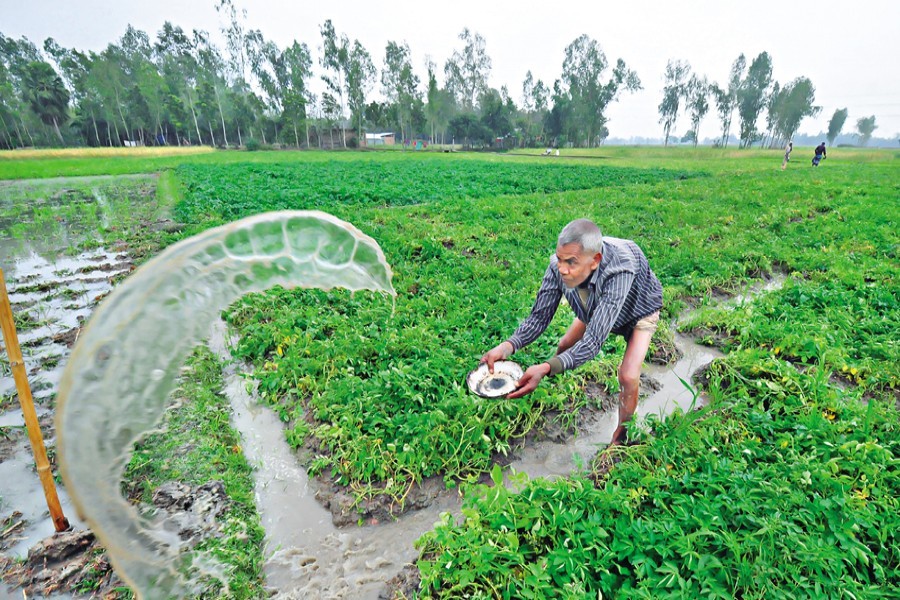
{"left": 0, "top": 452, "right": 85, "bottom": 560}
{"left": 0, "top": 176, "right": 153, "bottom": 599}
{"left": 0, "top": 406, "right": 50, "bottom": 428}
{"left": 0, "top": 249, "right": 132, "bottom": 403}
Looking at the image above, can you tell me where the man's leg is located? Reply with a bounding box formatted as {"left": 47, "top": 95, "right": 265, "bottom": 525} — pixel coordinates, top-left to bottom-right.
{"left": 610, "top": 315, "right": 658, "bottom": 445}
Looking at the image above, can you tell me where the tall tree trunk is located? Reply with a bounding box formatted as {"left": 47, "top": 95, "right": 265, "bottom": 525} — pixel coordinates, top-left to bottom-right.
{"left": 237, "top": 125, "right": 242, "bottom": 147}
{"left": 106, "top": 122, "right": 113, "bottom": 147}
{"left": 208, "top": 121, "right": 216, "bottom": 146}
{"left": 0, "top": 114, "right": 12, "bottom": 148}
{"left": 186, "top": 88, "right": 202, "bottom": 145}
{"left": 91, "top": 112, "right": 101, "bottom": 147}
{"left": 113, "top": 86, "right": 132, "bottom": 142}
{"left": 52, "top": 117, "right": 65, "bottom": 146}
{"left": 305, "top": 120, "right": 310, "bottom": 148}
{"left": 293, "top": 122, "right": 299, "bottom": 148}
{"left": 214, "top": 85, "right": 229, "bottom": 147}
{"left": 112, "top": 119, "right": 121, "bottom": 146}
{"left": 12, "top": 119, "right": 25, "bottom": 147}
{"left": 20, "top": 118, "right": 36, "bottom": 147}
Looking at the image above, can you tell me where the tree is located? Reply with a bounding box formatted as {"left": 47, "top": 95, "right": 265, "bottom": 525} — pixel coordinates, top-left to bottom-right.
{"left": 381, "top": 41, "right": 420, "bottom": 140}
{"left": 22, "top": 60, "right": 70, "bottom": 144}
{"left": 447, "top": 111, "right": 491, "bottom": 148}
{"left": 424, "top": 59, "right": 453, "bottom": 145}
{"left": 737, "top": 51, "right": 773, "bottom": 148}
{"left": 555, "top": 34, "right": 640, "bottom": 147}
{"left": 319, "top": 20, "right": 349, "bottom": 147}
{"left": 521, "top": 70, "right": 549, "bottom": 146}
{"left": 280, "top": 41, "right": 313, "bottom": 147}
{"left": 827, "top": 108, "right": 848, "bottom": 146}
{"left": 712, "top": 54, "right": 745, "bottom": 147}
{"left": 479, "top": 87, "right": 515, "bottom": 142}
{"left": 769, "top": 77, "right": 819, "bottom": 146}
{"left": 658, "top": 59, "right": 691, "bottom": 146}
{"left": 319, "top": 21, "right": 374, "bottom": 147}
{"left": 443, "top": 28, "right": 491, "bottom": 111}
{"left": 0, "top": 33, "right": 43, "bottom": 146}
{"left": 684, "top": 74, "right": 710, "bottom": 147}
{"left": 345, "top": 40, "right": 375, "bottom": 144}
{"left": 856, "top": 115, "right": 877, "bottom": 146}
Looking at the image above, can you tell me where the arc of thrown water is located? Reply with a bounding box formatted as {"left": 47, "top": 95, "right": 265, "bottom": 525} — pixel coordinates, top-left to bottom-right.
{"left": 55, "top": 211, "right": 395, "bottom": 598}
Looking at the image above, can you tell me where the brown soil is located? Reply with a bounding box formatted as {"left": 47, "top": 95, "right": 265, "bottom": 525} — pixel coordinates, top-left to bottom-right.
{"left": 0, "top": 480, "right": 229, "bottom": 599}
{"left": 51, "top": 326, "right": 83, "bottom": 349}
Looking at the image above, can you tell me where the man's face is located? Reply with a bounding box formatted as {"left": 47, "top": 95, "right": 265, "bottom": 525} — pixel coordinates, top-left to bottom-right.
{"left": 556, "top": 243, "right": 601, "bottom": 289}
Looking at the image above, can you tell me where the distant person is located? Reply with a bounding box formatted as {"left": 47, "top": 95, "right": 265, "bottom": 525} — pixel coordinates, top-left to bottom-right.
{"left": 480, "top": 219, "right": 662, "bottom": 446}
{"left": 781, "top": 140, "right": 793, "bottom": 170}
{"left": 543, "top": 147, "right": 552, "bottom": 156}
{"left": 555, "top": 149, "right": 560, "bottom": 156}
{"left": 812, "top": 142, "right": 827, "bottom": 167}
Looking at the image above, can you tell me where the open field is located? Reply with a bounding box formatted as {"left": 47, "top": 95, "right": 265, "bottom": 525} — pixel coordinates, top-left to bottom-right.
{"left": 0, "top": 147, "right": 898, "bottom": 598}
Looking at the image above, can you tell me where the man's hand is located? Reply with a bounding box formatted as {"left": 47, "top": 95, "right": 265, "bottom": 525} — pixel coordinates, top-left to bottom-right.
{"left": 480, "top": 341, "right": 513, "bottom": 373}
{"left": 507, "top": 363, "right": 551, "bottom": 399}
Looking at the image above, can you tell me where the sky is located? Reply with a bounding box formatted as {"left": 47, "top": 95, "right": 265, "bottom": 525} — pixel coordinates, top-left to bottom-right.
{"left": 2, "top": 0, "right": 899, "bottom": 141}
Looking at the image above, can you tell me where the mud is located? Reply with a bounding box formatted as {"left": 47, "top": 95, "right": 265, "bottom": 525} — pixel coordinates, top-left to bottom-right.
{"left": 0, "top": 480, "right": 229, "bottom": 598}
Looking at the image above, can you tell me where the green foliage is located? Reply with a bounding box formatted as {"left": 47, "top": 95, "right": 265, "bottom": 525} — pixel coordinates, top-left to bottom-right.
{"left": 416, "top": 356, "right": 899, "bottom": 597}
{"left": 173, "top": 157, "right": 691, "bottom": 224}
{"left": 827, "top": 108, "right": 848, "bottom": 146}
{"left": 244, "top": 138, "right": 260, "bottom": 151}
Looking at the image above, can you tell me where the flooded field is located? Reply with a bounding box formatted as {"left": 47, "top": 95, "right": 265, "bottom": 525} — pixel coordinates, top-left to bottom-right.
{"left": 1, "top": 174, "right": 792, "bottom": 599}
{"left": 0, "top": 176, "right": 164, "bottom": 597}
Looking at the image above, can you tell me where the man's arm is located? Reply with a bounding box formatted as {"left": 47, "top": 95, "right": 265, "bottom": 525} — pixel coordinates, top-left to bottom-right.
{"left": 505, "top": 262, "right": 562, "bottom": 352}
{"left": 481, "top": 261, "right": 561, "bottom": 372}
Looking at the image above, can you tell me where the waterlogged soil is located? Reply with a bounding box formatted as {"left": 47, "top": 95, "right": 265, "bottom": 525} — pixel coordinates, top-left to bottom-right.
{"left": 0, "top": 175, "right": 188, "bottom": 599}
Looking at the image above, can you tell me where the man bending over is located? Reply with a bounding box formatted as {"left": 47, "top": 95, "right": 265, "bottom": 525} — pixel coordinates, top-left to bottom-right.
{"left": 481, "top": 219, "right": 663, "bottom": 445}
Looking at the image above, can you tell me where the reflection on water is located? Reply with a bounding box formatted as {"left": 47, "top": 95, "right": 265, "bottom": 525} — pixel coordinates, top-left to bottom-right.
{"left": 0, "top": 175, "right": 156, "bottom": 272}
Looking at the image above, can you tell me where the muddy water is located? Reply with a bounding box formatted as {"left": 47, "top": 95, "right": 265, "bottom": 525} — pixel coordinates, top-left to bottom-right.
{"left": 0, "top": 179, "right": 141, "bottom": 599}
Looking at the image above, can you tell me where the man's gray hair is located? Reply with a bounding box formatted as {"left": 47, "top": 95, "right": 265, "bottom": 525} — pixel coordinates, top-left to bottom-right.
{"left": 558, "top": 219, "right": 603, "bottom": 254}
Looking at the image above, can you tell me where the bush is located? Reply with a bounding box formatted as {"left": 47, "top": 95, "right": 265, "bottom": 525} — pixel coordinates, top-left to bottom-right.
{"left": 244, "top": 138, "right": 260, "bottom": 152}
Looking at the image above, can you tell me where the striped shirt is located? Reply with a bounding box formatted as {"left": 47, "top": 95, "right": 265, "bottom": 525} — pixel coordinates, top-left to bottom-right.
{"left": 506, "top": 237, "right": 663, "bottom": 375}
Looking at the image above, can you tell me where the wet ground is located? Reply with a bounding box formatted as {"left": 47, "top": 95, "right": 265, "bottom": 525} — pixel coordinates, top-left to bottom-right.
{"left": 0, "top": 177, "right": 155, "bottom": 598}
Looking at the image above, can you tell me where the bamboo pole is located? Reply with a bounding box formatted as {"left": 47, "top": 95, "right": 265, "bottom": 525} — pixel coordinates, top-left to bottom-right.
{"left": 0, "top": 267, "right": 70, "bottom": 532}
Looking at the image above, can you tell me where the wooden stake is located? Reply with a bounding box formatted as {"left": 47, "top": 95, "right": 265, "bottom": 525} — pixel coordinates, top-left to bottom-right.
{"left": 0, "top": 267, "right": 70, "bottom": 532}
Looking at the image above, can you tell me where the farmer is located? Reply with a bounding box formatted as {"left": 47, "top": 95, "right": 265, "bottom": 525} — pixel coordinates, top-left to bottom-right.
{"left": 782, "top": 140, "right": 793, "bottom": 170}
{"left": 481, "top": 219, "right": 663, "bottom": 445}
{"left": 812, "top": 142, "right": 827, "bottom": 166}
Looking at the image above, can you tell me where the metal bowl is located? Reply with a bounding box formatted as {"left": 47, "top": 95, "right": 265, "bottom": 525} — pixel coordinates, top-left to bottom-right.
{"left": 466, "top": 361, "right": 524, "bottom": 398}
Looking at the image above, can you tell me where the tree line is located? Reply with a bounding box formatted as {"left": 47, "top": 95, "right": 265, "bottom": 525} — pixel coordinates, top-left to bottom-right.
{"left": 656, "top": 54, "right": 878, "bottom": 149}
{"left": 0, "top": 1, "right": 876, "bottom": 150}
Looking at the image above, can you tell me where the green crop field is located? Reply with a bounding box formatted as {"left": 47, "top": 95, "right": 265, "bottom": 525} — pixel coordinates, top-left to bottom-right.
{"left": 1, "top": 146, "right": 897, "bottom": 598}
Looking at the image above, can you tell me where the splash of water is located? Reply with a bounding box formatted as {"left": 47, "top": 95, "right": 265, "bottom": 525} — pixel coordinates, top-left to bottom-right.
{"left": 55, "top": 211, "right": 394, "bottom": 598}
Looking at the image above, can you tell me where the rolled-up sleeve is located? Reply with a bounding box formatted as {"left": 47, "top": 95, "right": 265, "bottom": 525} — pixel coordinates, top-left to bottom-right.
{"left": 506, "top": 263, "right": 562, "bottom": 351}
{"left": 554, "top": 269, "right": 634, "bottom": 373}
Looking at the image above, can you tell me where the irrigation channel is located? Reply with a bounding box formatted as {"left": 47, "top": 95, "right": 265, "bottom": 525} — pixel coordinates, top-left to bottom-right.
{"left": 0, "top": 177, "right": 786, "bottom": 598}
